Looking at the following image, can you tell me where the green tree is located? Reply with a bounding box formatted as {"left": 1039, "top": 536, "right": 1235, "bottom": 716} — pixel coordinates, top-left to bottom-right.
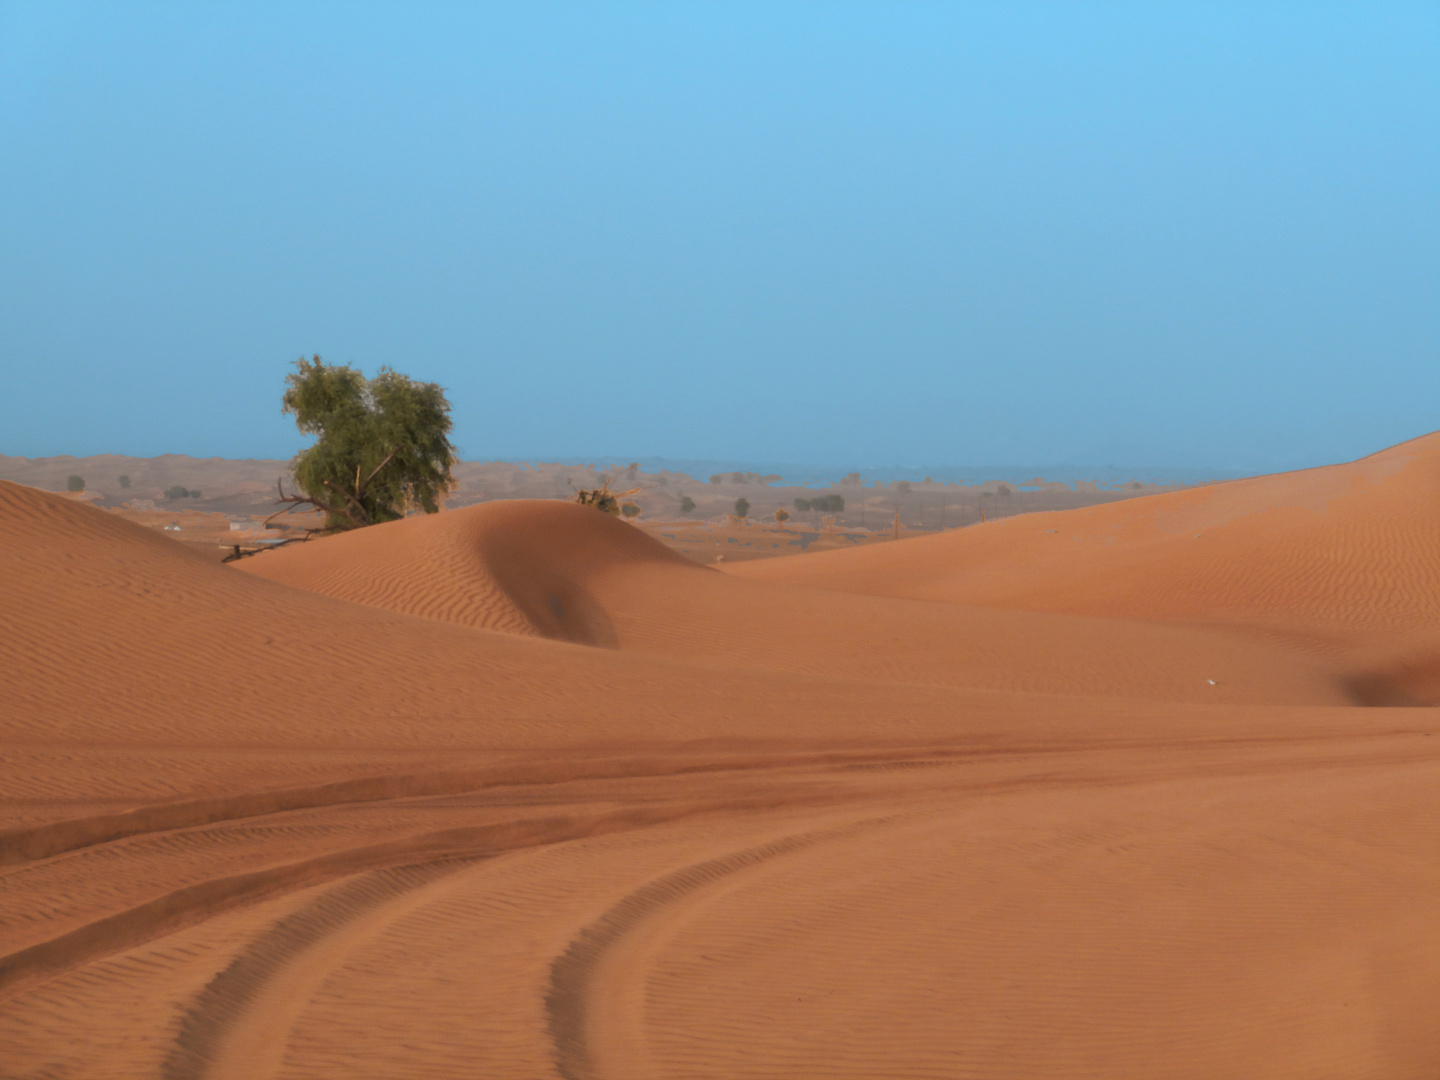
{"left": 118, "top": 474, "right": 131, "bottom": 489}
{"left": 65, "top": 475, "right": 84, "bottom": 492}
{"left": 280, "top": 355, "right": 455, "bottom": 531}
{"left": 734, "top": 497, "right": 750, "bottom": 518}
{"left": 679, "top": 495, "right": 696, "bottom": 513}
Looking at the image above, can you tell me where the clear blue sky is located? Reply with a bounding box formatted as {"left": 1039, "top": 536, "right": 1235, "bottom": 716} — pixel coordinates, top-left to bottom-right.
{"left": 2, "top": 2, "right": 1436, "bottom": 472}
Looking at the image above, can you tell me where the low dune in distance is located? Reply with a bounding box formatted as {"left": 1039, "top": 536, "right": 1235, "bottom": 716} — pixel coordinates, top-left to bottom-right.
{"left": 2, "top": 435, "right": 1438, "bottom": 1078}
{"left": 730, "top": 430, "right": 1440, "bottom": 700}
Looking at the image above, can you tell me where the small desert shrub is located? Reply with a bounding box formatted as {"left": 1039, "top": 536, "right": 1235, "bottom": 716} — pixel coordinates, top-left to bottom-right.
{"left": 164, "top": 485, "right": 191, "bottom": 500}
{"left": 66, "top": 475, "right": 84, "bottom": 492}
{"left": 679, "top": 495, "right": 696, "bottom": 513}
{"left": 774, "top": 508, "right": 790, "bottom": 523}
{"left": 118, "top": 475, "right": 131, "bottom": 489}
{"left": 734, "top": 497, "right": 750, "bottom": 518}
{"left": 620, "top": 502, "right": 641, "bottom": 518}
{"left": 574, "top": 478, "right": 639, "bottom": 516}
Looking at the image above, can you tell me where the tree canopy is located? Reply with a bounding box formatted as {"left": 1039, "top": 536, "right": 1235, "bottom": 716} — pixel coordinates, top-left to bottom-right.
{"left": 282, "top": 356, "right": 455, "bottom": 531}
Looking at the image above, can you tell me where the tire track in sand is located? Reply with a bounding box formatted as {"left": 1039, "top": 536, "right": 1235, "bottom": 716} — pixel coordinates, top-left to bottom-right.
{"left": 546, "top": 813, "right": 901, "bottom": 1080}
{"left": 162, "top": 859, "right": 475, "bottom": 1080}
{"left": 0, "top": 805, "right": 761, "bottom": 1002}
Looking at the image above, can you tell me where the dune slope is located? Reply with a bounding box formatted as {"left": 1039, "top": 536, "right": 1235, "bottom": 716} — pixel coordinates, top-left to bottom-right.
{"left": 729, "top": 432, "right": 1440, "bottom": 647}
{"left": 239, "top": 499, "right": 1345, "bottom": 705}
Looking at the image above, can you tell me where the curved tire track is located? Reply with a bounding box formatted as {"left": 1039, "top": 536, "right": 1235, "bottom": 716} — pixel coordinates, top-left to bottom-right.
{"left": 546, "top": 814, "right": 900, "bottom": 1080}
{"left": 161, "top": 860, "right": 472, "bottom": 1080}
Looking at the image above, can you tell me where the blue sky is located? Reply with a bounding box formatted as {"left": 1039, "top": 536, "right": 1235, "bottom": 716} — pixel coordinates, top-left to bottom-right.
{"left": 2, "top": 2, "right": 1436, "bottom": 473}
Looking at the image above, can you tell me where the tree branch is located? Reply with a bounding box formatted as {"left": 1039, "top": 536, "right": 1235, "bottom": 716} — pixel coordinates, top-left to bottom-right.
{"left": 267, "top": 478, "right": 348, "bottom": 529}
{"left": 357, "top": 448, "right": 398, "bottom": 495}
{"left": 322, "top": 478, "right": 372, "bottom": 526}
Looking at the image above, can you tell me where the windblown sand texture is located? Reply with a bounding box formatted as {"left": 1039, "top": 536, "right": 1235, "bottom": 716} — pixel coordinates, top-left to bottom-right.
{"left": 3, "top": 435, "right": 1438, "bottom": 1079}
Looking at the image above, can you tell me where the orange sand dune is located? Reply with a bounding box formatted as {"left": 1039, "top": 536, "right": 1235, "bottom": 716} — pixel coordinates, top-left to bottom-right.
{"left": 3, "top": 457, "right": 1438, "bottom": 1078}
{"left": 240, "top": 499, "right": 1345, "bottom": 705}
{"left": 730, "top": 431, "right": 1440, "bottom": 650}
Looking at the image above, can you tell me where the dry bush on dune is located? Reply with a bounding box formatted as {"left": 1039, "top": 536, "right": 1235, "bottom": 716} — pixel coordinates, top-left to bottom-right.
{"left": 573, "top": 478, "right": 642, "bottom": 516}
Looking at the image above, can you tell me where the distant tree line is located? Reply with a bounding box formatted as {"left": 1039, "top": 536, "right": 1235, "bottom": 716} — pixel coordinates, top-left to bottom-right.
{"left": 794, "top": 494, "right": 844, "bottom": 513}
{"left": 708, "top": 471, "right": 782, "bottom": 485}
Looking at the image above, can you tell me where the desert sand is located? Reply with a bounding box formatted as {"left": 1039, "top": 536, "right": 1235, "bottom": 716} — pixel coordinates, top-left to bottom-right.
{"left": 2, "top": 435, "right": 1437, "bottom": 1078}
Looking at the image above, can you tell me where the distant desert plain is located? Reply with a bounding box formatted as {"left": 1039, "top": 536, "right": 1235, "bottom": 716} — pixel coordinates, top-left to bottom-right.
{"left": 2, "top": 435, "right": 1438, "bottom": 1077}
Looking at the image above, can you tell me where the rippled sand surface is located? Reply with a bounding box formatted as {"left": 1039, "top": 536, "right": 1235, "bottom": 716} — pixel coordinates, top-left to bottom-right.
{"left": 3, "top": 435, "right": 1438, "bottom": 1078}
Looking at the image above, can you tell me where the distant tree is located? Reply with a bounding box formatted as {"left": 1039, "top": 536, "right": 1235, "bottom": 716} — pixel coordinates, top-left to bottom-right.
{"left": 809, "top": 493, "right": 845, "bottom": 512}
{"left": 278, "top": 355, "right": 455, "bottom": 531}
{"left": 189, "top": 490, "right": 202, "bottom": 499}
{"left": 65, "top": 475, "right": 84, "bottom": 492}
{"left": 709, "top": 474, "right": 722, "bottom": 484}
{"left": 896, "top": 480, "right": 912, "bottom": 495}
{"left": 774, "top": 507, "right": 790, "bottom": 523}
{"left": 118, "top": 474, "right": 131, "bottom": 489}
{"left": 793, "top": 497, "right": 811, "bottom": 512}
{"left": 620, "top": 501, "right": 641, "bottom": 518}
{"left": 679, "top": 495, "right": 696, "bottom": 514}
{"left": 996, "top": 483, "right": 1013, "bottom": 498}
{"left": 164, "top": 485, "right": 190, "bottom": 500}
{"left": 729, "top": 471, "right": 746, "bottom": 484}
{"left": 734, "top": 497, "right": 750, "bottom": 518}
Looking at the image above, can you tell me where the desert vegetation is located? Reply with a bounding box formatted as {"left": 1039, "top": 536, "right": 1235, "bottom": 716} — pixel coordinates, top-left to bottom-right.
{"left": 277, "top": 356, "right": 455, "bottom": 531}
{"left": 795, "top": 493, "right": 845, "bottom": 513}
